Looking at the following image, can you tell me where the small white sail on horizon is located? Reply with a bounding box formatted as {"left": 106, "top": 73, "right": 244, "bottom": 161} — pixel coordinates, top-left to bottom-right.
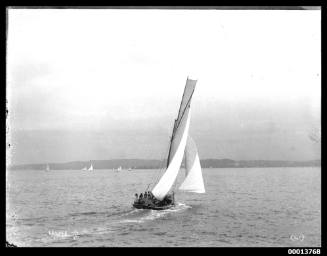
{"left": 81, "top": 166, "right": 87, "bottom": 171}
{"left": 46, "top": 164, "right": 50, "bottom": 171}
{"left": 88, "top": 164, "right": 93, "bottom": 171}
{"left": 151, "top": 77, "right": 205, "bottom": 201}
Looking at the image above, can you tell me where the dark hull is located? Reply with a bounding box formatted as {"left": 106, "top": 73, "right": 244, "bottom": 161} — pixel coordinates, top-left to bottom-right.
{"left": 133, "top": 202, "right": 174, "bottom": 210}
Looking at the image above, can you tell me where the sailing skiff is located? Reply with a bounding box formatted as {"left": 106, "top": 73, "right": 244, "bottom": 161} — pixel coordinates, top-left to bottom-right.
{"left": 132, "top": 77, "right": 205, "bottom": 210}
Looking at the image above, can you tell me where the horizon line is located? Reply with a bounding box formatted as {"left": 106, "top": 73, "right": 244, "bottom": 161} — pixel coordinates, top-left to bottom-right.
{"left": 9, "top": 158, "right": 321, "bottom": 167}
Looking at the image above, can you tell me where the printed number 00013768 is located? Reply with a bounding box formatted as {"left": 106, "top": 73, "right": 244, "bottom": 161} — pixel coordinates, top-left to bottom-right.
{"left": 288, "top": 249, "right": 320, "bottom": 254}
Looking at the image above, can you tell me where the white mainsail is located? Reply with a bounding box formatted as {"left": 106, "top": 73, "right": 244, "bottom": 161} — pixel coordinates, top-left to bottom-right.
{"left": 151, "top": 107, "right": 191, "bottom": 200}
{"left": 152, "top": 78, "right": 197, "bottom": 200}
{"left": 88, "top": 164, "right": 93, "bottom": 171}
{"left": 179, "top": 136, "right": 205, "bottom": 193}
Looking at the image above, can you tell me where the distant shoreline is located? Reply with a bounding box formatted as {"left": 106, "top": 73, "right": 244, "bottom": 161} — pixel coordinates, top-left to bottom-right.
{"left": 8, "top": 159, "right": 321, "bottom": 170}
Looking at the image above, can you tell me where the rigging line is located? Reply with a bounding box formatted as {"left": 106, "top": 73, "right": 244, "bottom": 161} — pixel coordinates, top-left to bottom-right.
{"left": 145, "top": 115, "right": 173, "bottom": 192}
{"left": 166, "top": 77, "right": 189, "bottom": 168}
{"left": 157, "top": 135, "right": 171, "bottom": 179}
{"left": 166, "top": 119, "right": 177, "bottom": 168}
{"left": 148, "top": 133, "right": 171, "bottom": 191}
{"left": 148, "top": 133, "right": 167, "bottom": 191}
{"left": 175, "top": 77, "right": 189, "bottom": 133}
{"left": 174, "top": 88, "right": 195, "bottom": 133}
{"left": 170, "top": 103, "right": 192, "bottom": 194}
{"left": 166, "top": 98, "right": 193, "bottom": 168}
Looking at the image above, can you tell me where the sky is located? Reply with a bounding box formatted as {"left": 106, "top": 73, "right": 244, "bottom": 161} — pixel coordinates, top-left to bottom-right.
{"left": 6, "top": 9, "right": 321, "bottom": 165}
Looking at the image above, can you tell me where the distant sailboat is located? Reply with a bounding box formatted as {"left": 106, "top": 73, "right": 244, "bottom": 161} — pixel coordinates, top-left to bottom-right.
{"left": 117, "top": 166, "right": 122, "bottom": 171}
{"left": 81, "top": 166, "right": 87, "bottom": 171}
{"left": 88, "top": 164, "right": 94, "bottom": 171}
{"left": 128, "top": 167, "right": 132, "bottom": 171}
{"left": 45, "top": 164, "right": 50, "bottom": 171}
{"left": 133, "top": 77, "right": 205, "bottom": 210}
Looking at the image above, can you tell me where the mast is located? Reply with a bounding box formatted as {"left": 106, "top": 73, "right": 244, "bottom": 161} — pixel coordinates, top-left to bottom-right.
{"left": 166, "top": 119, "right": 177, "bottom": 168}
{"left": 175, "top": 91, "right": 195, "bottom": 132}
{"left": 166, "top": 77, "right": 188, "bottom": 168}
{"left": 166, "top": 77, "right": 196, "bottom": 168}
{"left": 174, "top": 77, "right": 189, "bottom": 133}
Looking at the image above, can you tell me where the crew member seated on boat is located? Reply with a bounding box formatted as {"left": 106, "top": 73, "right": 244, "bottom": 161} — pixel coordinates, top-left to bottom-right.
{"left": 144, "top": 192, "right": 147, "bottom": 198}
{"left": 139, "top": 193, "right": 143, "bottom": 200}
{"left": 134, "top": 193, "right": 139, "bottom": 202}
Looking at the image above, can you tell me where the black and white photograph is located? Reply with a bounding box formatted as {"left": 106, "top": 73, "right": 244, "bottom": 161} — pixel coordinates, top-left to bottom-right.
{"left": 6, "top": 6, "right": 321, "bottom": 247}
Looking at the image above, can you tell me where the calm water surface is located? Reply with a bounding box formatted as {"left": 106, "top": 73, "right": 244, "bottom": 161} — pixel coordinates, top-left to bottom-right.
{"left": 6, "top": 167, "right": 321, "bottom": 247}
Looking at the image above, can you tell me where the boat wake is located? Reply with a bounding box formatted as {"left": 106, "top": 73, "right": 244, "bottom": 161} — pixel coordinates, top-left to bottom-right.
{"left": 119, "top": 202, "right": 191, "bottom": 224}
{"left": 36, "top": 203, "right": 192, "bottom": 245}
